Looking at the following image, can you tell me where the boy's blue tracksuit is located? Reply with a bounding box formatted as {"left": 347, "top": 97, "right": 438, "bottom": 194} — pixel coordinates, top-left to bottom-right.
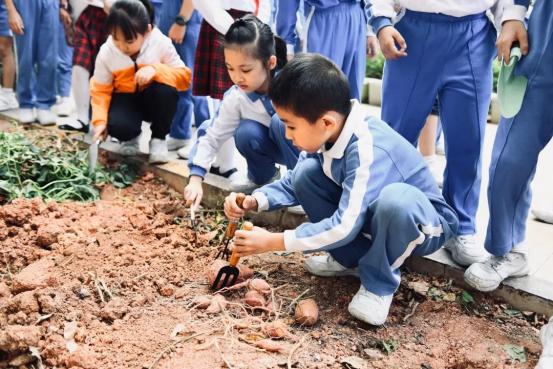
{"left": 252, "top": 101, "right": 459, "bottom": 295}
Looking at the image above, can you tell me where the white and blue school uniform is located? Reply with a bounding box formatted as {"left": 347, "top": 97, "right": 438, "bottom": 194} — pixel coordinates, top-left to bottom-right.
{"left": 57, "top": 12, "right": 73, "bottom": 98}
{"left": 0, "top": 2, "right": 12, "bottom": 37}
{"left": 486, "top": 0, "right": 552, "bottom": 256}
{"left": 252, "top": 101, "right": 459, "bottom": 295}
{"left": 13, "top": 0, "right": 59, "bottom": 109}
{"left": 276, "top": 0, "right": 367, "bottom": 100}
{"left": 158, "top": 3, "right": 209, "bottom": 140}
{"left": 188, "top": 85, "right": 299, "bottom": 183}
{"left": 367, "top": 1, "right": 526, "bottom": 236}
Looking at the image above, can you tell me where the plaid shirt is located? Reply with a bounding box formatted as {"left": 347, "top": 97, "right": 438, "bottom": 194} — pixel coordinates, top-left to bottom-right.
{"left": 72, "top": 6, "right": 108, "bottom": 73}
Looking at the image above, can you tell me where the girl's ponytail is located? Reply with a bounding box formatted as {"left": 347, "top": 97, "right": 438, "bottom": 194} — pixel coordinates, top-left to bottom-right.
{"left": 273, "top": 36, "right": 288, "bottom": 71}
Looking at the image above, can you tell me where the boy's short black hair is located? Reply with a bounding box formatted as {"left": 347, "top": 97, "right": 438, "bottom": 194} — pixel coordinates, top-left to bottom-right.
{"left": 268, "top": 53, "right": 351, "bottom": 123}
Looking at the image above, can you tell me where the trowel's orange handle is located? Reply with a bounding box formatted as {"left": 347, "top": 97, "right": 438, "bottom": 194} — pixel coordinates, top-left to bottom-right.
{"left": 229, "top": 221, "right": 254, "bottom": 267}
{"left": 224, "top": 193, "right": 247, "bottom": 239}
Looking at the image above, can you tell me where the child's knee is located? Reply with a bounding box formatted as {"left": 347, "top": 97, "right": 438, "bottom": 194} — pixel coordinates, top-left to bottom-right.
{"left": 376, "top": 183, "right": 419, "bottom": 220}
{"left": 292, "top": 158, "right": 322, "bottom": 195}
{"left": 234, "top": 120, "right": 264, "bottom": 150}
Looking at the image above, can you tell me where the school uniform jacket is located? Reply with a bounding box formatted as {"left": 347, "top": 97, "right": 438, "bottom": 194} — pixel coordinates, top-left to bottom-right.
{"left": 188, "top": 85, "right": 276, "bottom": 178}
{"left": 252, "top": 100, "right": 456, "bottom": 252}
{"left": 90, "top": 27, "right": 191, "bottom": 127}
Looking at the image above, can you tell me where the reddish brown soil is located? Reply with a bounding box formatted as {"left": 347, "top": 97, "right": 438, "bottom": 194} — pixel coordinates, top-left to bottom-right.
{"left": 0, "top": 173, "right": 544, "bottom": 369}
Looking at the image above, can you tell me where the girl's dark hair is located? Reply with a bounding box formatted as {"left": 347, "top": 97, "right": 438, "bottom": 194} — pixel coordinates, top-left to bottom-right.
{"left": 106, "top": 0, "right": 155, "bottom": 41}
{"left": 224, "top": 15, "right": 287, "bottom": 73}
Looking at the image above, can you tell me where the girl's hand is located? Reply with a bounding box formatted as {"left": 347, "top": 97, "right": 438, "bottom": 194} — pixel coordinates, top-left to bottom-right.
{"left": 497, "top": 20, "right": 528, "bottom": 63}
{"left": 378, "top": 26, "right": 407, "bottom": 60}
{"left": 135, "top": 65, "right": 156, "bottom": 86}
{"left": 92, "top": 124, "right": 108, "bottom": 142}
{"left": 184, "top": 176, "right": 203, "bottom": 211}
{"left": 367, "top": 35, "right": 379, "bottom": 59}
{"left": 8, "top": 8, "right": 24, "bottom": 35}
{"left": 224, "top": 193, "right": 258, "bottom": 220}
{"left": 233, "top": 227, "right": 285, "bottom": 257}
{"left": 168, "top": 23, "right": 186, "bottom": 44}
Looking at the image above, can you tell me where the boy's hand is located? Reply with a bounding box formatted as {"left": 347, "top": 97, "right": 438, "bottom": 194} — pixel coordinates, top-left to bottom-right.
{"left": 135, "top": 65, "right": 156, "bottom": 86}
{"left": 168, "top": 23, "right": 186, "bottom": 44}
{"left": 184, "top": 176, "right": 203, "bottom": 211}
{"left": 7, "top": 8, "right": 24, "bottom": 35}
{"left": 367, "top": 35, "right": 379, "bottom": 59}
{"left": 224, "top": 193, "right": 258, "bottom": 220}
{"left": 497, "top": 20, "right": 528, "bottom": 62}
{"left": 92, "top": 124, "right": 108, "bottom": 142}
{"left": 233, "top": 227, "right": 285, "bottom": 257}
{"left": 378, "top": 26, "right": 407, "bottom": 60}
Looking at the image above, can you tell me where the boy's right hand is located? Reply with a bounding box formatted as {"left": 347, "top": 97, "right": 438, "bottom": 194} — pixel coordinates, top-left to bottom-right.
{"left": 184, "top": 176, "right": 203, "bottom": 211}
{"left": 7, "top": 8, "right": 24, "bottom": 35}
{"left": 224, "top": 192, "right": 258, "bottom": 220}
{"left": 378, "top": 26, "right": 407, "bottom": 60}
{"left": 497, "top": 20, "right": 528, "bottom": 62}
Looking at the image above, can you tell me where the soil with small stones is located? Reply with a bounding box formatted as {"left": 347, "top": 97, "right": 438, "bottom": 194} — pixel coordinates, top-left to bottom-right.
{"left": 0, "top": 171, "right": 544, "bottom": 369}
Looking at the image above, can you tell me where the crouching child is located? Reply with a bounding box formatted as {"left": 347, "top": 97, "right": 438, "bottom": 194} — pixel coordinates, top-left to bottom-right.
{"left": 224, "top": 53, "right": 459, "bottom": 326}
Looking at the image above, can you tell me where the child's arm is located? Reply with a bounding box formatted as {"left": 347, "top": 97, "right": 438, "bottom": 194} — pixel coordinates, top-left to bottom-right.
{"left": 168, "top": 0, "right": 194, "bottom": 44}
{"left": 153, "top": 37, "right": 191, "bottom": 91}
{"left": 90, "top": 48, "right": 114, "bottom": 141}
{"left": 494, "top": 0, "right": 530, "bottom": 62}
{"left": 275, "top": 0, "right": 301, "bottom": 58}
{"left": 5, "top": 0, "right": 23, "bottom": 35}
{"left": 192, "top": 0, "right": 234, "bottom": 35}
{"left": 366, "top": 0, "right": 406, "bottom": 60}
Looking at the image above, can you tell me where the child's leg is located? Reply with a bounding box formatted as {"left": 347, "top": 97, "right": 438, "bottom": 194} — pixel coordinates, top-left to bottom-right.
{"left": 292, "top": 157, "right": 373, "bottom": 267}
{"left": 438, "top": 16, "right": 495, "bottom": 235}
{"left": 0, "top": 37, "right": 15, "bottom": 90}
{"left": 359, "top": 183, "right": 456, "bottom": 296}
{"left": 305, "top": 3, "right": 366, "bottom": 99}
{"left": 71, "top": 66, "right": 90, "bottom": 125}
{"left": 268, "top": 115, "right": 300, "bottom": 170}
{"left": 13, "top": 0, "right": 38, "bottom": 109}
{"left": 107, "top": 93, "right": 143, "bottom": 142}
{"left": 34, "top": 0, "right": 58, "bottom": 110}
{"left": 56, "top": 17, "right": 73, "bottom": 99}
{"left": 141, "top": 82, "right": 179, "bottom": 140}
{"left": 234, "top": 119, "right": 281, "bottom": 184}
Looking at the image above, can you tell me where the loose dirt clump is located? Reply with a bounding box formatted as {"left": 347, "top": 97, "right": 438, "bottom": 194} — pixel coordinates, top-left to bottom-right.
{"left": 0, "top": 171, "right": 545, "bottom": 369}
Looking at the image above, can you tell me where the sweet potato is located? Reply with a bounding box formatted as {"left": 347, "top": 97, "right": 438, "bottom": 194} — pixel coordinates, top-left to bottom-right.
{"left": 254, "top": 339, "right": 285, "bottom": 353}
{"left": 248, "top": 278, "right": 271, "bottom": 295}
{"left": 263, "top": 320, "right": 289, "bottom": 339}
{"left": 294, "top": 298, "right": 318, "bottom": 326}
{"left": 206, "top": 294, "right": 227, "bottom": 314}
{"left": 243, "top": 290, "right": 266, "bottom": 307}
{"left": 191, "top": 295, "right": 212, "bottom": 309}
{"left": 206, "top": 260, "right": 253, "bottom": 287}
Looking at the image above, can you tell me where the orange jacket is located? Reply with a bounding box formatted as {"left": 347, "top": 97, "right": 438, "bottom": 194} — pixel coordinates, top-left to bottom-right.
{"left": 90, "top": 28, "right": 191, "bottom": 127}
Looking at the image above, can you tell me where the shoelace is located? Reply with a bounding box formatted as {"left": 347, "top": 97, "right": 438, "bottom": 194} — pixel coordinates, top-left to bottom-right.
{"left": 489, "top": 253, "right": 517, "bottom": 271}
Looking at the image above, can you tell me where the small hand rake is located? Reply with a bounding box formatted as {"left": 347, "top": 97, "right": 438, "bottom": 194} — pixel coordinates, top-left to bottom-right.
{"left": 214, "top": 193, "right": 246, "bottom": 261}
{"left": 211, "top": 221, "right": 253, "bottom": 290}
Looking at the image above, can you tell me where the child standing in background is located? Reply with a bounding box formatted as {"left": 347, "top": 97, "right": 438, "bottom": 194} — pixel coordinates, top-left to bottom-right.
{"left": 91, "top": 0, "right": 191, "bottom": 164}
{"left": 368, "top": 0, "right": 526, "bottom": 267}
{"left": 0, "top": 1, "right": 18, "bottom": 112}
{"left": 5, "top": 0, "right": 59, "bottom": 125}
{"left": 184, "top": 16, "right": 299, "bottom": 209}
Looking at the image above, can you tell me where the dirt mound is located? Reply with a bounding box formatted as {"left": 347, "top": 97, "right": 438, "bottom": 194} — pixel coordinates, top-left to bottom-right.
{"left": 0, "top": 172, "right": 543, "bottom": 369}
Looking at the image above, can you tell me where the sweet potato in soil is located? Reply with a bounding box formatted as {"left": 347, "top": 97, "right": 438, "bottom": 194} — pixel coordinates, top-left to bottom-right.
{"left": 0, "top": 172, "right": 545, "bottom": 369}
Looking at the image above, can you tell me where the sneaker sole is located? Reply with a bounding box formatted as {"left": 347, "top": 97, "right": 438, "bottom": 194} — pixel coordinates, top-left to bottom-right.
{"left": 464, "top": 268, "right": 530, "bottom": 292}
{"left": 347, "top": 303, "right": 386, "bottom": 326}
{"left": 304, "top": 265, "right": 360, "bottom": 278}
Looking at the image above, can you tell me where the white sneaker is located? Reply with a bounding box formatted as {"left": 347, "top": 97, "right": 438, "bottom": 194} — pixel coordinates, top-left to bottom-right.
{"left": 18, "top": 108, "right": 36, "bottom": 124}
{"left": 443, "top": 234, "right": 489, "bottom": 267}
{"left": 177, "top": 142, "right": 193, "bottom": 159}
{"left": 166, "top": 136, "right": 189, "bottom": 151}
{"left": 464, "top": 251, "right": 529, "bottom": 292}
{"left": 287, "top": 205, "right": 305, "bottom": 215}
{"left": 54, "top": 96, "right": 74, "bottom": 117}
{"left": 149, "top": 138, "right": 169, "bottom": 164}
{"left": 424, "top": 155, "right": 444, "bottom": 188}
{"left": 229, "top": 169, "right": 280, "bottom": 193}
{"left": 532, "top": 206, "right": 553, "bottom": 225}
{"left": 36, "top": 109, "right": 57, "bottom": 126}
{"left": 0, "top": 89, "right": 19, "bottom": 111}
{"left": 348, "top": 286, "right": 393, "bottom": 326}
{"left": 536, "top": 317, "right": 553, "bottom": 369}
{"left": 119, "top": 137, "right": 140, "bottom": 156}
{"left": 304, "top": 253, "right": 359, "bottom": 278}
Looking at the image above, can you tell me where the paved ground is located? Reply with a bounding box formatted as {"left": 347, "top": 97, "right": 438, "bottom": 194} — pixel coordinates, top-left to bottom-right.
{"left": 2, "top": 102, "right": 552, "bottom": 306}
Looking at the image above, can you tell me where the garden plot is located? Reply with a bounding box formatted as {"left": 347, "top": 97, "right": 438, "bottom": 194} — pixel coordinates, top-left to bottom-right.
{"left": 0, "top": 125, "right": 547, "bottom": 369}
